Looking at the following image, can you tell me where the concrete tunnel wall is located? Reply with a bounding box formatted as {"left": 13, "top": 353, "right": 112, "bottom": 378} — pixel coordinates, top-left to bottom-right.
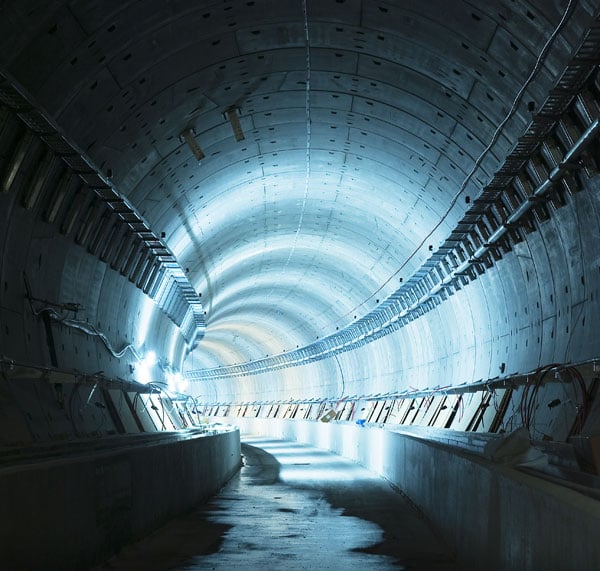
{"left": 1, "top": 142, "right": 600, "bottom": 402}
{"left": 190, "top": 174, "right": 600, "bottom": 403}
{"left": 0, "top": 158, "right": 189, "bottom": 382}
{"left": 1, "top": 0, "right": 599, "bottom": 403}
{"left": 0, "top": 2, "right": 598, "bottom": 568}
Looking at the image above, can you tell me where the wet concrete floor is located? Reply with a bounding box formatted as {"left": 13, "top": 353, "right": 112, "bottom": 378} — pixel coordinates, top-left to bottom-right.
{"left": 96, "top": 436, "right": 455, "bottom": 570}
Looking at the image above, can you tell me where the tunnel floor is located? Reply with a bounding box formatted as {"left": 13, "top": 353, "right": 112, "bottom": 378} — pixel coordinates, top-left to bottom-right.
{"left": 95, "top": 436, "right": 455, "bottom": 570}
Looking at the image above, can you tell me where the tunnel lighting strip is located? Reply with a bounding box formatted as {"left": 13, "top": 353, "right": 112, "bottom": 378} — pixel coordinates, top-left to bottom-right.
{"left": 187, "top": 23, "right": 600, "bottom": 382}
{"left": 0, "top": 73, "right": 205, "bottom": 347}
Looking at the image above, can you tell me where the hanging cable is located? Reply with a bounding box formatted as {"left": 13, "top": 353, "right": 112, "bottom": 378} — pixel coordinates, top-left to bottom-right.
{"left": 563, "top": 365, "right": 590, "bottom": 434}
{"left": 520, "top": 363, "right": 561, "bottom": 434}
{"left": 24, "top": 271, "right": 141, "bottom": 360}
{"left": 33, "top": 307, "right": 140, "bottom": 360}
{"left": 59, "top": 312, "right": 140, "bottom": 360}
{"left": 149, "top": 384, "right": 168, "bottom": 430}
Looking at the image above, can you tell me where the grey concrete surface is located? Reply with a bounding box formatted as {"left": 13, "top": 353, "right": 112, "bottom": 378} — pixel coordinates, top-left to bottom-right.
{"left": 0, "top": 429, "right": 241, "bottom": 571}
{"left": 96, "top": 436, "right": 455, "bottom": 571}
{"left": 0, "top": 4, "right": 600, "bottom": 569}
{"left": 228, "top": 418, "right": 600, "bottom": 571}
{"left": 1, "top": 2, "right": 600, "bottom": 405}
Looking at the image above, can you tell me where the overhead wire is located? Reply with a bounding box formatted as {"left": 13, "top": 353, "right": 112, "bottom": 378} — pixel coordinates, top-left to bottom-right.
{"left": 281, "top": 0, "right": 312, "bottom": 272}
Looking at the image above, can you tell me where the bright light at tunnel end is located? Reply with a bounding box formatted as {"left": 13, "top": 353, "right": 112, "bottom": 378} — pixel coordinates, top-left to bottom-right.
{"left": 136, "top": 350, "right": 157, "bottom": 385}
{"left": 166, "top": 371, "right": 189, "bottom": 393}
{"left": 135, "top": 349, "right": 190, "bottom": 394}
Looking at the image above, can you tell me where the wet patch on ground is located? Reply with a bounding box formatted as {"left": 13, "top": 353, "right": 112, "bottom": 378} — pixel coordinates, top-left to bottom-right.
{"left": 95, "top": 437, "right": 455, "bottom": 571}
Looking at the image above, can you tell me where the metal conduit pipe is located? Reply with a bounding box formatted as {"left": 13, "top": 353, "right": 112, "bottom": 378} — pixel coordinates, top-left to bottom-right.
{"left": 429, "top": 118, "right": 600, "bottom": 300}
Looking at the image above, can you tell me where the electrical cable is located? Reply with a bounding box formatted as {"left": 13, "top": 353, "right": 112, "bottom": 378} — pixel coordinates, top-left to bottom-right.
{"left": 285, "top": 0, "right": 311, "bottom": 267}
{"left": 61, "top": 316, "right": 141, "bottom": 360}
{"left": 270, "top": 0, "right": 312, "bottom": 290}
{"left": 564, "top": 365, "right": 590, "bottom": 434}
{"left": 343, "top": 0, "right": 577, "bottom": 319}
{"left": 333, "top": 353, "right": 345, "bottom": 399}
{"left": 520, "top": 363, "right": 563, "bottom": 436}
{"left": 158, "top": 396, "right": 167, "bottom": 431}
{"left": 24, "top": 272, "right": 141, "bottom": 361}
{"left": 132, "top": 391, "right": 142, "bottom": 421}
{"left": 36, "top": 306, "right": 140, "bottom": 360}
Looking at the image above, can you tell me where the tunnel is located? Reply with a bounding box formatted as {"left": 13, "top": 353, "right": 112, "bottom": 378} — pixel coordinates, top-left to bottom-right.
{"left": 1, "top": 0, "right": 600, "bottom": 569}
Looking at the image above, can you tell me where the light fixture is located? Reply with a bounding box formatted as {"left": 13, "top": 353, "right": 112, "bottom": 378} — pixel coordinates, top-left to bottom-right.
{"left": 180, "top": 128, "right": 205, "bottom": 161}
{"left": 166, "top": 370, "right": 189, "bottom": 393}
{"left": 136, "top": 350, "right": 157, "bottom": 385}
{"left": 224, "top": 106, "right": 245, "bottom": 142}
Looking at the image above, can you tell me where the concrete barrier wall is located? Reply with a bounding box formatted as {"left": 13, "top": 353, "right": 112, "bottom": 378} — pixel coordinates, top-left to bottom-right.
{"left": 0, "top": 429, "right": 241, "bottom": 571}
{"left": 230, "top": 417, "right": 600, "bottom": 571}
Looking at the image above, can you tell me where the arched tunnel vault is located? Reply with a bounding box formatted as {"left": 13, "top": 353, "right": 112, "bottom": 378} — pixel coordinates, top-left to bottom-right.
{"left": 0, "top": 1, "right": 599, "bottom": 404}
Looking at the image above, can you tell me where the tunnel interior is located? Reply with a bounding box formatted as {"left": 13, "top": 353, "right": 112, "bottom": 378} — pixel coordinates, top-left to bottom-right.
{"left": 1, "top": 1, "right": 600, "bottom": 569}
{"left": 1, "top": 0, "right": 599, "bottom": 404}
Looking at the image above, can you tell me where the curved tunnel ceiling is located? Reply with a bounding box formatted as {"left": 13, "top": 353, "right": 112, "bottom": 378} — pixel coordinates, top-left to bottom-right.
{"left": 0, "top": 0, "right": 597, "bottom": 383}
